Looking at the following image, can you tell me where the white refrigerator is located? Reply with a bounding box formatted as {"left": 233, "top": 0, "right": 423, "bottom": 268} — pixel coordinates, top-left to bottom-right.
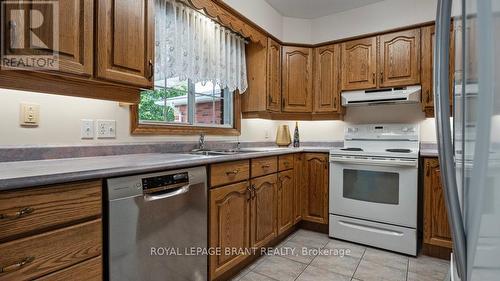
{"left": 434, "top": 0, "right": 500, "bottom": 280}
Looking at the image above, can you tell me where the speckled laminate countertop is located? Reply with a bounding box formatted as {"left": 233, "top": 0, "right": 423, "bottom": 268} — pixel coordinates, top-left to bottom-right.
{"left": 0, "top": 146, "right": 332, "bottom": 191}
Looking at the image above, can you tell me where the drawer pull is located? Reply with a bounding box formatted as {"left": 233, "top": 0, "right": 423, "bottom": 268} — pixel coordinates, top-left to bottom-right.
{"left": 225, "top": 169, "right": 239, "bottom": 176}
{"left": 1, "top": 256, "right": 35, "bottom": 274}
{"left": 261, "top": 164, "right": 271, "bottom": 169}
{"left": 0, "top": 207, "right": 34, "bottom": 220}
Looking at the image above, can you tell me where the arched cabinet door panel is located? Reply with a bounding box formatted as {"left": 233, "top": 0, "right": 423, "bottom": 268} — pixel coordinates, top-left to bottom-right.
{"left": 341, "top": 37, "right": 377, "bottom": 90}
{"left": 282, "top": 46, "right": 313, "bottom": 112}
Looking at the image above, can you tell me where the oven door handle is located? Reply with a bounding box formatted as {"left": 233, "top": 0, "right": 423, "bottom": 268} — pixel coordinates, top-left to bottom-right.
{"left": 329, "top": 157, "right": 418, "bottom": 167}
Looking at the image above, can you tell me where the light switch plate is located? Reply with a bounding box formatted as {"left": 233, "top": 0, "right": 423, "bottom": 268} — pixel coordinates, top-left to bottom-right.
{"left": 81, "top": 119, "right": 94, "bottom": 139}
{"left": 96, "top": 120, "right": 116, "bottom": 139}
{"left": 20, "top": 103, "right": 40, "bottom": 126}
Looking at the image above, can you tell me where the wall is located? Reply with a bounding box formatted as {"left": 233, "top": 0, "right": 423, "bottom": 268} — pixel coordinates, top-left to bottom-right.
{"left": 282, "top": 17, "right": 312, "bottom": 44}
{"left": 311, "top": 0, "right": 437, "bottom": 43}
{"left": 0, "top": 89, "right": 238, "bottom": 146}
{"left": 221, "top": 0, "right": 283, "bottom": 40}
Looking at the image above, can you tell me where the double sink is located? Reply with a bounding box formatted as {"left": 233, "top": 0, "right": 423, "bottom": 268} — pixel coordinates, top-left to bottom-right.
{"left": 189, "top": 149, "right": 260, "bottom": 156}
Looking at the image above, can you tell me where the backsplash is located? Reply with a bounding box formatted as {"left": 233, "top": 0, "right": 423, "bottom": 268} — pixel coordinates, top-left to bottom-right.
{"left": 0, "top": 141, "right": 342, "bottom": 162}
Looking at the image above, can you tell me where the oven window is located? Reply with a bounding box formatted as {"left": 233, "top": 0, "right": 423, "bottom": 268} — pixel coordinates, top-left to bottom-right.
{"left": 343, "top": 169, "right": 399, "bottom": 205}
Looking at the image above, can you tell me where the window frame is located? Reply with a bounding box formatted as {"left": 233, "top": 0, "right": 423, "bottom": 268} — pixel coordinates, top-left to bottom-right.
{"left": 130, "top": 90, "right": 241, "bottom": 136}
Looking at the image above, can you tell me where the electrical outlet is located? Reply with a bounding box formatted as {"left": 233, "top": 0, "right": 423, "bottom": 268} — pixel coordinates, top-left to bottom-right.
{"left": 265, "top": 130, "right": 270, "bottom": 139}
{"left": 20, "top": 103, "right": 40, "bottom": 126}
{"left": 96, "top": 120, "right": 116, "bottom": 139}
{"left": 81, "top": 119, "right": 94, "bottom": 139}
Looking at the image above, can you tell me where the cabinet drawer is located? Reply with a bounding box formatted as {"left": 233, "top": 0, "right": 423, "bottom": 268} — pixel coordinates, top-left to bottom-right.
{"left": 210, "top": 160, "right": 250, "bottom": 187}
{"left": 278, "top": 154, "right": 294, "bottom": 171}
{"left": 251, "top": 157, "right": 278, "bottom": 178}
{"left": 35, "top": 256, "right": 102, "bottom": 281}
{"left": 0, "top": 181, "right": 102, "bottom": 242}
{"left": 0, "top": 219, "right": 102, "bottom": 281}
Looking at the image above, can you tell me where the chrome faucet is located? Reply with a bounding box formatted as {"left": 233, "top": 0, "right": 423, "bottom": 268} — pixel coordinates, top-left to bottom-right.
{"left": 198, "top": 133, "right": 206, "bottom": 151}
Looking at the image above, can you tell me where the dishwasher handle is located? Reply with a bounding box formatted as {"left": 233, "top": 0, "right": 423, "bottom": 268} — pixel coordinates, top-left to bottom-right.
{"left": 144, "top": 184, "right": 190, "bottom": 201}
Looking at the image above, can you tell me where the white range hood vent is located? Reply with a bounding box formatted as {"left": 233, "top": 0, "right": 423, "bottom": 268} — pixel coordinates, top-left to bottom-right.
{"left": 341, "top": 85, "right": 421, "bottom": 107}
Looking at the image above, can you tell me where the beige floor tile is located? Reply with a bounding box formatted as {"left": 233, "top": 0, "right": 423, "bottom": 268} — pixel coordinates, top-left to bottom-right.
{"left": 296, "top": 265, "right": 351, "bottom": 281}
{"left": 323, "top": 239, "right": 367, "bottom": 259}
{"left": 407, "top": 271, "right": 445, "bottom": 281}
{"left": 275, "top": 240, "right": 320, "bottom": 264}
{"left": 408, "top": 255, "right": 449, "bottom": 279}
{"left": 354, "top": 259, "right": 407, "bottom": 281}
{"left": 287, "top": 229, "right": 330, "bottom": 249}
{"left": 310, "top": 252, "right": 360, "bottom": 277}
{"left": 253, "top": 255, "right": 307, "bottom": 281}
{"left": 362, "top": 248, "right": 409, "bottom": 271}
{"left": 240, "top": 271, "right": 278, "bottom": 281}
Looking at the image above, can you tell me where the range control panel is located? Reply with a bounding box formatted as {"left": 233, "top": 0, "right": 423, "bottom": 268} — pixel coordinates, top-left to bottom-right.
{"left": 345, "top": 124, "right": 419, "bottom": 141}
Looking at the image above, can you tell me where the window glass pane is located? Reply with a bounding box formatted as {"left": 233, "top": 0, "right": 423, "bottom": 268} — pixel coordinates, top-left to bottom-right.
{"left": 343, "top": 169, "right": 399, "bottom": 205}
{"left": 194, "top": 94, "right": 223, "bottom": 125}
{"left": 139, "top": 78, "right": 189, "bottom": 124}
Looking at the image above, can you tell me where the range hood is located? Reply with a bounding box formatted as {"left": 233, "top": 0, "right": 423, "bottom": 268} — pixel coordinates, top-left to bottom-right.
{"left": 341, "top": 85, "right": 421, "bottom": 107}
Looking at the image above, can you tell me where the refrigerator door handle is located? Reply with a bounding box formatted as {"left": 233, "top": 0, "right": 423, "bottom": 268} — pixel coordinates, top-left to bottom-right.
{"left": 434, "top": 0, "right": 467, "bottom": 280}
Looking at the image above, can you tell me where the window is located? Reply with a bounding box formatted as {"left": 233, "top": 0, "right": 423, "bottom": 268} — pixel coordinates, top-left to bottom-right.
{"left": 139, "top": 78, "right": 233, "bottom": 127}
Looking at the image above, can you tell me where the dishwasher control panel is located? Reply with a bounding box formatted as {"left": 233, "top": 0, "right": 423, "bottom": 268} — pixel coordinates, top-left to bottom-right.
{"left": 142, "top": 172, "right": 189, "bottom": 194}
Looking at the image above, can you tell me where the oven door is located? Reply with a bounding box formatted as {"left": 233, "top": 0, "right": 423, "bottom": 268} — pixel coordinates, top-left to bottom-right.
{"left": 329, "top": 157, "right": 418, "bottom": 228}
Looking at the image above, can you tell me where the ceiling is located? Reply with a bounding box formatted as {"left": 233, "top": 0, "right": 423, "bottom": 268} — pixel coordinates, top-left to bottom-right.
{"left": 264, "top": 0, "right": 386, "bottom": 19}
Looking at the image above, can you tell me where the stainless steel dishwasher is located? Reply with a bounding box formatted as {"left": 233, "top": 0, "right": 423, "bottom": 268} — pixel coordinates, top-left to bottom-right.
{"left": 106, "top": 166, "right": 207, "bottom": 281}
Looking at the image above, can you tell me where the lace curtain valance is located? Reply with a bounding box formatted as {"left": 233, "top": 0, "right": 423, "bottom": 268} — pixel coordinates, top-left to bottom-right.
{"left": 155, "top": 0, "right": 248, "bottom": 93}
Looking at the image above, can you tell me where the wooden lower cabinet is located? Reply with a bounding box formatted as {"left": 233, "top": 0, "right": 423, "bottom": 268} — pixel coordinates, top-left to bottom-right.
{"left": 0, "top": 181, "right": 103, "bottom": 281}
{"left": 302, "top": 153, "right": 329, "bottom": 224}
{"left": 209, "top": 181, "right": 252, "bottom": 280}
{"left": 277, "top": 170, "right": 294, "bottom": 235}
{"left": 423, "top": 158, "right": 453, "bottom": 259}
{"left": 250, "top": 174, "right": 278, "bottom": 248}
{"left": 293, "top": 154, "right": 304, "bottom": 223}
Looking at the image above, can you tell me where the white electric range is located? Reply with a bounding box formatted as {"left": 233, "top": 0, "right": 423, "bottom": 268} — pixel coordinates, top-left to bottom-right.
{"left": 329, "top": 123, "right": 420, "bottom": 256}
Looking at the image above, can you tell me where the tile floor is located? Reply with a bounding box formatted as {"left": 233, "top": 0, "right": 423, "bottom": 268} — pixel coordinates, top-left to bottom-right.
{"left": 232, "top": 229, "right": 449, "bottom": 281}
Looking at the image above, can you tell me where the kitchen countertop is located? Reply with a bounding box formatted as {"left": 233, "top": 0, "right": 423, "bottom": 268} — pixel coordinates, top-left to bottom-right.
{"left": 0, "top": 146, "right": 332, "bottom": 191}
{"left": 419, "top": 143, "right": 439, "bottom": 157}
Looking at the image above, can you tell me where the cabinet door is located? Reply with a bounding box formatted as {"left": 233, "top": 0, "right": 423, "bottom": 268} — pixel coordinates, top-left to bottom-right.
{"left": 341, "top": 37, "right": 377, "bottom": 90}
{"left": 251, "top": 174, "right": 277, "bottom": 248}
{"left": 209, "top": 181, "right": 251, "bottom": 280}
{"left": 378, "top": 29, "right": 421, "bottom": 87}
{"left": 423, "top": 158, "right": 453, "bottom": 249}
{"left": 277, "top": 170, "right": 294, "bottom": 235}
{"left": 303, "top": 153, "right": 329, "bottom": 224}
{"left": 293, "top": 153, "right": 303, "bottom": 224}
{"left": 314, "top": 44, "right": 341, "bottom": 113}
{"left": 282, "top": 46, "right": 313, "bottom": 112}
{"left": 2, "top": 0, "right": 93, "bottom": 76}
{"left": 267, "top": 38, "right": 281, "bottom": 112}
{"left": 421, "top": 25, "right": 455, "bottom": 117}
{"left": 97, "top": 0, "right": 154, "bottom": 88}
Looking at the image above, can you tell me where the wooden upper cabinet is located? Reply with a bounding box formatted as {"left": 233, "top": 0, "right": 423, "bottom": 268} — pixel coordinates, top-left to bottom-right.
{"left": 341, "top": 37, "right": 377, "bottom": 90}
{"left": 55, "top": 0, "right": 94, "bottom": 76}
{"left": 314, "top": 44, "right": 341, "bottom": 113}
{"left": 267, "top": 38, "right": 282, "bottom": 112}
{"left": 277, "top": 170, "right": 294, "bottom": 235}
{"left": 421, "top": 24, "right": 455, "bottom": 117}
{"left": 209, "top": 181, "right": 251, "bottom": 280}
{"left": 378, "top": 29, "right": 421, "bottom": 87}
{"left": 282, "top": 46, "right": 313, "bottom": 112}
{"left": 423, "top": 158, "right": 453, "bottom": 250}
{"left": 302, "top": 153, "right": 329, "bottom": 224}
{"left": 250, "top": 174, "right": 277, "bottom": 248}
{"left": 2, "top": 0, "right": 93, "bottom": 76}
{"left": 97, "top": 0, "right": 154, "bottom": 88}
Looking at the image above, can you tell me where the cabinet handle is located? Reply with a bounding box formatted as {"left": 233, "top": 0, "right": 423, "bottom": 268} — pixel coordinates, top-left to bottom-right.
{"left": 148, "top": 59, "right": 154, "bottom": 80}
{"left": 426, "top": 162, "right": 431, "bottom": 176}
{"left": 261, "top": 164, "right": 271, "bottom": 169}
{"left": 372, "top": 72, "right": 375, "bottom": 84}
{"left": 0, "top": 256, "right": 35, "bottom": 274}
{"left": 282, "top": 98, "right": 285, "bottom": 109}
{"left": 380, "top": 71, "right": 383, "bottom": 84}
{"left": 251, "top": 184, "right": 256, "bottom": 198}
{"left": 225, "top": 169, "right": 239, "bottom": 176}
{"left": 269, "top": 95, "right": 273, "bottom": 104}
{"left": 426, "top": 90, "right": 432, "bottom": 103}
{"left": 246, "top": 186, "right": 252, "bottom": 201}
{"left": 0, "top": 207, "right": 34, "bottom": 220}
